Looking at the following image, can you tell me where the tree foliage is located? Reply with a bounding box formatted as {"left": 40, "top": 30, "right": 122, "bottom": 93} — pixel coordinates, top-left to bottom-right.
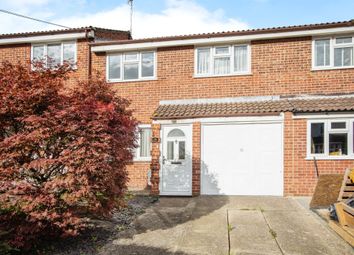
{"left": 0, "top": 62, "right": 137, "bottom": 249}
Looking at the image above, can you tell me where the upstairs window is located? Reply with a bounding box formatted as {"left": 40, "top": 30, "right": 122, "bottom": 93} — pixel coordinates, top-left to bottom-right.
{"left": 107, "top": 51, "right": 156, "bottom": 82}
{"left": 31, "top": 41, "right": 76, "bottom": 69}
{"left": 195, "top": 44, "right": 250, "bottom": 77}
{"left": 313, "top": 35, "right": 354, "bottom": 69}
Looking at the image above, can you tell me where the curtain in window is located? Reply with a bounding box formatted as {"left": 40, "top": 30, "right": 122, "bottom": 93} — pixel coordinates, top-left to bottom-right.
{"left": 214, "top": 57, "right": 230, "bottom": 75}
{"left": 140, "top": 128, "right": 152, "bottom": 157}
{"left": 234, "top": 46, "right": 248, "bottom": 72}
{"left": 197, "top": 48, "right": 210, "bottom": 74}
{"left": 63, "top": 43, "right": 76, "bottom": 65}
{"left": 334, "top": 47, "right": 353, "bottom": 67}
{"left": 315, "top": 39, "right": 330, "bottom": 66}
{"left": 47, "top": 44, "right": 61, "bottom": 68}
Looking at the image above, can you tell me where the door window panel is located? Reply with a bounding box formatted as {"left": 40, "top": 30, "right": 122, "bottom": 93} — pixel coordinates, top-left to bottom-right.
{"left": 179, "top": 141, "right": 185, "bottom": 160}
{"left": 167, "top": 141, "right": 174, "bottom": 160}
{"left": 168, "top": 129, "right": 185, "bottom": 137}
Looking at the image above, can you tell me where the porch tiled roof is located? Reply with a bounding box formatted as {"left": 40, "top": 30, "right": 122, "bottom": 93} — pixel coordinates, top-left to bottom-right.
{"left": 152, "top": 96, "right": 354, "bottom": 119}
{"left": 290, "top": 96, "right": 354, "bottom": 113}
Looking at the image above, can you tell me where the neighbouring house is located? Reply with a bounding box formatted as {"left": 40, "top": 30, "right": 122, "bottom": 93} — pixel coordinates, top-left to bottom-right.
{"left": 1, "top": 20, "right": 354, "bottom": 197}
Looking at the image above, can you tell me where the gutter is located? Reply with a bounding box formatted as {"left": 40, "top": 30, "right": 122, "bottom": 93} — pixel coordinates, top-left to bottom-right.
{"left": 0, "top": 32, "right": 88, "bottom": 45}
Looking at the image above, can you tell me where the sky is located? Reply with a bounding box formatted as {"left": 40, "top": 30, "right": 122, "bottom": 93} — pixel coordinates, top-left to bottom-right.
{"left": 1, "top": 0, "right": 354, "bottom": 39}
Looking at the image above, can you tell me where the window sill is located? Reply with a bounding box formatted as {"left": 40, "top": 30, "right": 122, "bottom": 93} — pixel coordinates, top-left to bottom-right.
{"left": 107, "top": 78, "right": 157, "bottom": 83}
{"left": 312, "top": 66, "right": 354, "bottom": 71}
{"left": 193, "top": 72, "right": 252, "bottom": 78}
{"left": 133, "top": 158, "right": 152, "bottom": 162}
{"left": 305, "top": 156, "right": 354, "bottom": 160}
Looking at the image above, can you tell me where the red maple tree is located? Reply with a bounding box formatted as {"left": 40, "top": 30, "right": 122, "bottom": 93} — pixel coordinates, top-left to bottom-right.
{"left": 0, "top": 62, "right": 137, "bottom": 249}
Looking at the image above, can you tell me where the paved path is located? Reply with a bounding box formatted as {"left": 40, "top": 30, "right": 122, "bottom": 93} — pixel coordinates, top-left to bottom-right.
{"left": 102, "top": 196, "right": 353, "bottom": 255}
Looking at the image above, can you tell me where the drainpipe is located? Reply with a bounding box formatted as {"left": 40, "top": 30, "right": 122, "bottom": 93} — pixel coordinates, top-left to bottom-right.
{"left": 85, "top": 28, "right": 94, "bottom": 80}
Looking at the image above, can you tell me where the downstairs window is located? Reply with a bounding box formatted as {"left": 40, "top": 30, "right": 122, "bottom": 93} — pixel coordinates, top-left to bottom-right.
{"left": 307, "top": 119, "right": 354, "bottom": 159}
{"left": 134, "top": 125, "right": 152, "bottom": 161}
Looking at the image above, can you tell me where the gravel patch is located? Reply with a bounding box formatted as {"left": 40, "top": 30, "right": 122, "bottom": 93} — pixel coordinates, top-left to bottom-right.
{"left": 39, "top": 195, "right": 158, "bottom": 255}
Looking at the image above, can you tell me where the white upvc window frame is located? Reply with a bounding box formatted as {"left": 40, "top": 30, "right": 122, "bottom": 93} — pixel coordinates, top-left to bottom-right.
{"left": 307, "top": 118, "right": 354, "bottom": 160}
{"left": 194, "top": 43, "right": 251, "bottom": 77}
{"left": 134, "top": 124, "right": 152, "bottom": 162}
{"left": 312, "top": 35, "right": 354, "bottom": 70}
{"left": 31, "top": 41, "right": 77, "bottom": 69}
{"left": 106, "top": 51, "right": 157, "bottom": 83}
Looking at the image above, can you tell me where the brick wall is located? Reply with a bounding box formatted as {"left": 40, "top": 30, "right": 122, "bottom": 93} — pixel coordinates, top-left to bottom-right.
{"left": 0, "top": 39, "right": 91, "bottom": 87}
{"left": 150, "top": 124, "right": 161, "bottom": 195}
{"left": 91, "top": 36, "right": 354, "bottom": 123}
{"left": 126, "top": 162, "right": 150, "bottom": 190}
{"left": 91, "top": 36, "right": 354, "bottom": 195}
{"left": 0, "top": 43, "right": 30, "bottom": 65}
{"left": 192, "top": 122, "right": 201, "bottom": 196}
{"left": 284, "top": 112, "right": 354, "bottom": 195}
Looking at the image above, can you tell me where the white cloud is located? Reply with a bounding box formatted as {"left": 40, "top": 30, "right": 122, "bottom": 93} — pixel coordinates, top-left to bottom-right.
{"left": 0, "top": 0, "right": 250, "bottom": 38}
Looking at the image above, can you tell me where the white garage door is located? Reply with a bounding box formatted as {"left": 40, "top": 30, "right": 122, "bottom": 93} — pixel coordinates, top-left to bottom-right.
{"left": 201, "top": 122, "right": 283, "bottom": 196}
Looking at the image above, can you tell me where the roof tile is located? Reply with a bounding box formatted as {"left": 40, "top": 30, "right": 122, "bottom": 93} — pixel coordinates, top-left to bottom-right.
{"left": 152, "top": 96, "right": 354, "bottom": 119}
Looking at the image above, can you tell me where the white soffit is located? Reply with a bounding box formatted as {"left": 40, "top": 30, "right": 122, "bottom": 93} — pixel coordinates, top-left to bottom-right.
{"left": 0, "top": 32, "right": 87, "bottom": 45}
{"left": 92, "top": 26, "right": 354, "bottom": 52}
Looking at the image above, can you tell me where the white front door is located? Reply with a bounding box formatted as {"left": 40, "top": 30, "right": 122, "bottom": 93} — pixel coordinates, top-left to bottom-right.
{"left": 160, "top": 124, "right": 192, "bottom": 196}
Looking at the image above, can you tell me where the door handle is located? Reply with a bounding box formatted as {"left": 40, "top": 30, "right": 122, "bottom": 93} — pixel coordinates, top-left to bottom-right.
{"left": 162, "top": 156, "right": 166, "bottom": 165}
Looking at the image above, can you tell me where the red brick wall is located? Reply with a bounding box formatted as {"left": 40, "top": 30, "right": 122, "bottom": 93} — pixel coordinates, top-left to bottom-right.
{"left": 284, "top": 112, "right": 354, "bottom": 196}
{"left": 91, "top": 37, "right": 354, "bottom": 123}
{"left": 150, "top": 124, "right": 161, "bottom": 195}
{"left": 192, "top": 122, "right": 201, "bottom": 196}
{"left": 126, "top": 162, "right": 150, "bottom": 190}
{"left": 0, "top": 43, "right": 31, "bottom": 65}
{"left": 0, "top": 39, "right": 91, "bottom": 87}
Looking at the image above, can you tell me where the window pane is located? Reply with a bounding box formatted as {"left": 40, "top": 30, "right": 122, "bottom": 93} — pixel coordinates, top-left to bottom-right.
{"left": 178, "top": 141, "right": 185, "bottom": 160}
{"left": 215, "top": 46, "right": 229, "bottom": 55}
{"left": 124, "top": 52, "right": 138, "bottom": 61}
{"left": 124, "top": 62, "right": 139, "bottom": 80}
{"left": 32, "top": 45, "right": 45, "bottom": 63}
{"left": 214, "top": 57, "right": 230, "bottom": 75}
{"left": 329, "top": 133, "right": 348, "bottom": 155}
{"left": 47, "top": 44, "right": 61, "bottom": 68}
{"left": 315, "top": 39, "right": 330, "bottom": 66}
{"left": 197, "top": 48, "right": 210, "bottom": 74}
{"left": 168, "top": 129, "right": 185, "bottom": 137}
{"left": 334, "top": 47, "right": 353, "bottom": 67}
{"left": 141, "top": 52, "right": 154, "bottom": 77}
{"left": 139, "top": 128, "right": 151, "bottom": 157}
{"left": 311, "top": 123, "right": 324, "bottom": 154}
{"left": 336, "top": 37, "right": 352, "bottom": 44}
{"left": 167, "top": 141, "right": 174, "bottom": 160}
{"left": 63, "top": 43, "right": 75, "bottom": 65}
{"left": 234, "top": 45, "right": 248, "bottom": 72}
{"left": 331, "top": 122, "right": 346, "bottom": 129}
{"left": 108, "top": 55, "right": 121, "bottom": 80}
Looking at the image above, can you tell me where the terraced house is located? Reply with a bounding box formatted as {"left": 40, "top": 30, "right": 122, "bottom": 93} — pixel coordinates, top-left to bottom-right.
{"left": 1, "top": 20, "right": 354, "bottom": 197}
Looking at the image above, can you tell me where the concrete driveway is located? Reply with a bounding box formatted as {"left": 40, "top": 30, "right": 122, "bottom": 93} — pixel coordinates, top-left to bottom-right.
{"left": 106, "top": 196, "right": 353, "bottom": 255}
